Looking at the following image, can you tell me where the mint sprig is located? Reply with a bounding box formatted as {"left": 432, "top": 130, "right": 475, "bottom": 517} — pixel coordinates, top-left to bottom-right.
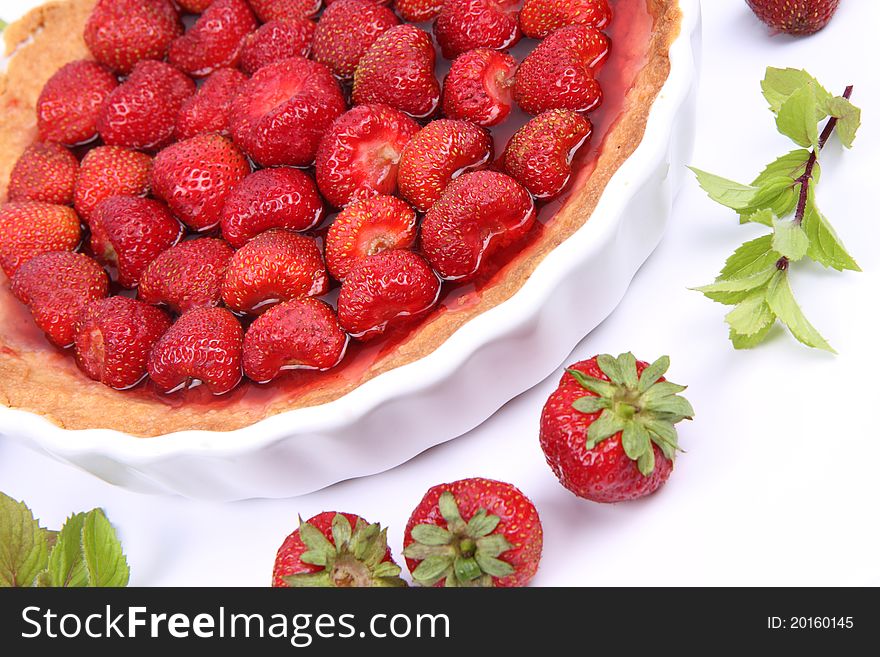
{"left": 0, "top": 492, "right": 129, "bottom": 588}
{"left": 690, "top": 68, "right": 861, "bottom": 352}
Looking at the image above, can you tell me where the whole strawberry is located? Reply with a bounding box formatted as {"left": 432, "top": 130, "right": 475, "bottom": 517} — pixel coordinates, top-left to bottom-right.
{"left": 434, "top": 0, "right": 521, "bottom": 60}
{"left": 520, "top": 0, "right": 612, "bottom": 39}
{"left": 746, "top": 0, "right": 840, "bottom": 35}
{"left": 84, "top": 0, "right": 183, "bottom": 74}
{"left": 352, "top": 25, "right": 441, "bottom": 120}
{"left": 139, "top": 238, "right": 235, "bottom": 313}
{"left": 36, "top": 60, "right": 118, "bottom": 146}
{"left": 240, "top": 19, "right": 316, "bottom": 75}
{"left": 75, "top": 296, "right": 171, "bottom": 390}
{"left": 394, "top": 0, "right": 443, "bottom": 23}
{"left": 312, "top": 0, "right": 399, "bottom": 80}
{"left": 11, "top": 252, "right": 109, "bottom": 348}
{"left": 150, "top": 134, "right": 251, "bottom": 232}
{"left": 540, "top": 354, "right": 693, "bottom": 503}
{"left": 273, "top": 512, "right": 406, "bottom": 587}
{"left": 8, "top": 143, "right": 79, "bottom": 206}
{"left": 169, "top": 0, "right": 257, "bottom": 77}
{"left": 442, "top": 49, "right": 518, "bottom": 128}
{"left": 243, "top": 298, "right": 348, "bottom": 382}
{"left": 73, "top": 146, "right": 153, "bottom": 223}
{"left": 403, "top": 478, "right": 542, "bottom": 587}
{"left": 175, "top": 68, "right": 248, "bottom": 141}
{"left": 147, "top": 306, "right": 244, "bottom": 395}
{"left": 250, "top": 0, "right": 323, "bottom": 22}
{"left": 0, "top": 202, "right": 82, "bottom": 277}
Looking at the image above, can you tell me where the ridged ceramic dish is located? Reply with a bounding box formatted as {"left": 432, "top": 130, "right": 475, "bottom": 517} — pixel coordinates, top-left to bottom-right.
{"left": 0, "top": 0, "right": 700, "bottom": 500}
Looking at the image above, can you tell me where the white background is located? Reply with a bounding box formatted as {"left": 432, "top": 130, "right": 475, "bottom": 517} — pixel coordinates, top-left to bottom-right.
{"left": 2, "top": 0, "right": 879, "bottom": 586}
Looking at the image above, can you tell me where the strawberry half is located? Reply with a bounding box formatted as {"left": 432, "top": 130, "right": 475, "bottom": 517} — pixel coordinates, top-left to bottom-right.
{"left": 397, "top": 119, "right": 494, "bottom": 213}
{"left": 139, "top": 238, "right": 235, "bottom": 314}
{"left": 8, "top": 143, "right": 79, "bottom": 206}
{"left": 746, "top": 0, "right": 840, "bottom": 35}
{"left": 36, "top": 60, "right": 117, "bottom": 146}
{"left": 240, "top": 19, "right": 316, "bottom": 75}
{"left": 337, "top": 249, "right": 440, "bottom": 340}
{"left": 325, "top": 195, "right": 417, "bottom": 280}
{"left": 315, "top": 104, "right": 420, "bottom": 209}
{"left": 520, "top": 0, "right": 612, "bottom": 39}
{"left": 352, "top": 25, "right": 441, "bottom": 120}
{"left": 0, "top": 202, "right": 82, "bottom": 277}
{"left": 434, "top": 0, "right": 521, "bottom": 60}
{"left": 442, "top": 49, "right": 518, "bottom": 128}
{"left": 540, "top": 354, "right": 693, "bottom": 503}
{"left": 89, "top": 196, "right": 183, "bottom": 288}
{"left": 168, "top": 0, "right": 257, "bottom": 77}
{"left": 74, "top": 296, "right": 171, "bottom": 390}
{"left": 150, "top": 134, "right": 251, "bottom": 232}
{"left": 221, "top": 167, "right": 324, "bottom": 248}
{"left": 249, "top": 0, "right": 323, "bottom": 22}
{"left": 97, "top": 59, "right": 195, "bottom": 152}
{"left": 175, "top": 68, "right": 248, "bottom": 141}
{"left": 272, "top": 512, "right": 405, "bottom": 588}
{"left": 243, "top": 298, "right": 349, "bottom": 382}
{"left": 230, "top": 57, "right": 346, "bottom": 167}
{"left": 221, "top": 229, "right": 328, "bottom": 315}
{"left": 502, "top": 109, "right": 593, "bottom": 199}
{"left": 73, "top": 146, "right": 153, "bottom": 224}
{"left": 403, "top": 478, "right": 543, "bottom": 587}
{"left": 84, "top": 0, "right": 183, "bottom": 74}
{"left": 420, "top": 170, "right": 535, "bottom": 281}
{"left": 11, "top": 252, "right": 109, "bottom": 348}
{"left": 147, "top": 306, "right": 244, "bottom": 395}
{"left": 514, "top": 25, "right": 610, "bottom": 115}
{"left": 394, "top": 0, "right": 443, "bottom": 23}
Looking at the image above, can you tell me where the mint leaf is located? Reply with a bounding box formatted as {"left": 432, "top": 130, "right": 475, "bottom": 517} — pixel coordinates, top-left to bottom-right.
{"left": 825, "top": 96, "right": 861, "bottom": 148}
{"left": 0, "top": 493, "right": 49, "bottom": 587}
{"left": 761, "top": 68, "right": 831, "bottom": 114}
{"left": 82, "top": 509, "right": 129, "bottom": 587}
{"left": 801, "top": 195, "right": 860, "bottom": 271}
{"left": 693, "top": 267, "right": 777, "bottom": 305}
{"left": 776, "top": 83, "right": 823, "bottom": 149}
{"left": 719, "top": 234, "right": 779, "bottom": 280}
{"left": 730, "top": 322, "right": 775, "bottom": 350}
{"left": 742, "top": 178, "right": 799, "bottom": 222}
{"left": 46, "top": 513, "right": 89, "bottom": 588}
{"left": 724, "top": 293, "right": 775, "bottom": 337}
{"left": 772, "top": 217, "right": 809, "bottom": 261}
{"left": 689, "top": 168, "right": 758, "bottom": 210}
{"left": 765, "top": 270, "right": 835, "bottom": 352}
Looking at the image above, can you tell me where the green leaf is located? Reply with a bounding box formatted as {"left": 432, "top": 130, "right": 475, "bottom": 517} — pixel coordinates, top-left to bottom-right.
{"left": 0, "top": 493, "right": 49, "bottom": 587}
{"left": 689, "top": 168, "right": 758, "bottom": 210}
{"left": 693, "top": 266, "right": 777, "bottom": 305}
{"left": 825, "top": 96, "right": 861, "bottom": 148}
{"left": 298, "top": 519, "right": 335, "bottom": 557}
{"left": 466, "top": 509, "right": 500, "bottom": 538}
{"left": 572, "top": 396, "right": 608, "bottom": 414}
{"left": 81, "top": 509, "right": 129, "bottom": 588}
{"left": 566, "top": 369, "right": 615, "bottom": 398}
{"left": 729, "top": 322, "right": 776, "bottom": 349}
{"left": 738, "top": 178, "right": 799, "bottom": 222}
{"left": 596, "top": 354, "right": 624, "bottom": 386}
{"left": 772, "top": 217, "right": 809, "bottom": 261}
{"left": 438, "top": 492, "right": 466, "bottom": 534}
{"left": 719, "top": 235, "right": 779, "bottom": 280}
{"left": 0, "top": 19, "right": 7, "bottom": 32}
{"left": 802, "top": 194, "right": 860, "bottom": 271}
{"left": 616, "top": 353, "right": 639, "bottom": 389}
{"left": 474, "top": 554, "right": 514, "bottom": 579}
{"left": 776, "top": 83, "right": 823, "bottom": 149}
{"left": 647, "top": 395, "right": 695, "bottom": 419}
{"left": 475, "top": 534, "right": 512, "bottom": 558}
{"left": 621, "top": 422, "right": 650, "bottom": 461}
{"left": 740, "top": 208, "right": 775, "bottom": 227}
{"left": 585, "top": 409, "right": 626, "bottom": 448}
{"left": 410, "top": 524, "right": 452, "bottom": 546}
{"left": 46, "top": 513, "right": 89, "bottom": 588}
{"left": 643, "top": 419, "right": 681, "bottom": 458}
{"left": 636, "top": 445, "right": 656, "bottom": 477}
{"left": 412, "top": 555, "right": 452, "bottom": 586}
{"left": 637, "top": 355, "right": 670, "bottom": 392}
{"left": 331, "top": 514, "right": 352, "bottom": 551}
{"left": 765, "top": 270, "right": 835, "bottom": 353}
{"left": 761, "top": 68, "right": 831, "bottom": 113}
{"left": 724, "top": 293, "right": 776, "bottom": 337}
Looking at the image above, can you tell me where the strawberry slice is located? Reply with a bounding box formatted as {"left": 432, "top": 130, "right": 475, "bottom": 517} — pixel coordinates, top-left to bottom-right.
{"left": 397, "top": 119, "right": 494, "bottom": 213}
{"left": 0, "top": 202, "right": 82, "bottom": 277}
{"left": 8, "top": 143, "right": 79, "bottom": 206}
{"left": 139, "top": 238, "right": 235, "bottom": 314}
{"left": 313, "top": 0, "right": 399, "bottom": 80}
{"left": 221, "top": 167, "right": 325, "bottom": 248}
{"left": 442, "top": 49, "right": 518, "bottom": 128}
{"left": 337, "top": 249, "right": 440, "bottom": 341}
{"left": 230, "top": 57, "right": 346, "bottom": 167}
{"left": 243, "top": 298, "right": 349, "bottom": 382}
{"left": 147, "top": 307, "right": 244, "bottom": 395}
{"left": 168, "top": 0, "right": 257, "bottom": 77}
{"left": 221, "top": 229, "right": 328, "bottom": 315}
{"left": 73, "top": 146, "right": 152, "bottom": 223}
{"left": 74, "top": 296, "right": 171, "bottom": 390}
{"left": 520, "top": 0, "right": 612, "bottom": 39}
{"left": 315, "top": 104, "right": 420, "bottom": 209}
{"left": 89, "top": 196, "right": 183, "bottom": 288}
{"left": 434, "top": 0, "right": 521, "bottom": 60}
{"left": 175, "top": 68, "right": 248, "bottom": 141}
{"left": 11, "top": 252, "right": 109, "bottom": 348}
{"left": 502, "top": 109, "right": 593, "bottom": 199}
{"left": 240, "top": 19, "right": 316, "bottom": 75}
{"left": 325, "top": 195, "right": 418, "bottom": 280}
{"left": 420, "top": 170, "right": 535, "bottom": 281}
{"left": 36, "top": 60, "right": 118, "bottom": 146}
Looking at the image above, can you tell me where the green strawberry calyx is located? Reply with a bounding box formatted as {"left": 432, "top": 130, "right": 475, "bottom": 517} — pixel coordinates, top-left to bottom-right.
{"left": 283, "top": 514, "right": 406, "bottom": 588}
{"left": 568, "top": 353, "right": 694, "bottom": 477}
{"left": 403, "top": 491, "right": 514, "bottom": 588}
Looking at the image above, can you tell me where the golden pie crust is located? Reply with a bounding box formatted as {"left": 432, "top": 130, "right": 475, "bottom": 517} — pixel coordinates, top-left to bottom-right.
{"left": 0, "top": 0, "right": 681, "bottom": 436}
